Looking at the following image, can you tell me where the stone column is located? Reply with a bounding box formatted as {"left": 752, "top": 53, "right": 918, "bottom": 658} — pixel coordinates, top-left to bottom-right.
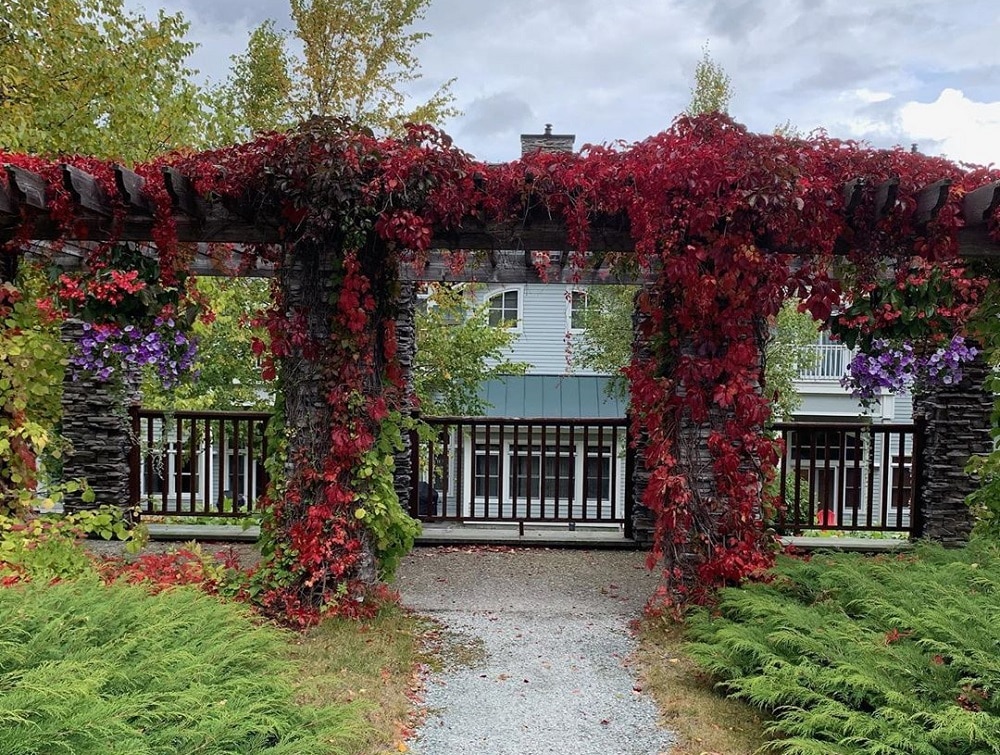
{"left": 392, "top": 281, "right": 417, "bottom": 515}
{"left": 60, "top": 319, "right": 134, "bottom": 512}
{"left": 913, "top": 354, "right": 993, "bottom": 545}
{"left": 628, "top": 289, "right": 656, "bottom": 545}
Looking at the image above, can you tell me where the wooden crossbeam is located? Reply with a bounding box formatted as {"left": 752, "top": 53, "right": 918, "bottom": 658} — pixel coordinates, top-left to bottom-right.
{"left": 914, "top": 178, "right": 951, "bottom": 225}
{"left": 162, "top": 167, "right": 201, "bottom": 217}
{"left": 964, "top": 181, "right": 1000, "bottom": 226}
{"left": 114, "top": 165, "right": 154, "bottom": 215}
{"left": 874, "top": 177, "right": 900, "bottom": 219}
{"left": 842, "top": 178, "right": 865, "bottom": 214}
{"left": 0, "top": 175, "right": 14, "bottom": 217}
{"left": 2, "top": 166, "right": 999, "bottom": 264}
{"left": 402, "top": 249, "right": 650, "bottom": 285}
{"left": 62, "top": 164, "right": 112, "bottom": 217}
{"left": 5, "top": 165, "right": 47, "bottom": 210}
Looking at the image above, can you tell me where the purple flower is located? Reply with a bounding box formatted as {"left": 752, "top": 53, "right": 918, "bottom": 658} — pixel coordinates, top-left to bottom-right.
{"left": 843, "top": 335, "right": 978, "bottom": 402}
{"left": 70, "top": 319, "right": 198, "bottom": 388}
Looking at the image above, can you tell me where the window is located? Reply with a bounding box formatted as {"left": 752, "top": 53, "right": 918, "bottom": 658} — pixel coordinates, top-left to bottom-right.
{"left": 474, "top": 444, "right": 501, "bottom": 498}
{"left": 569, "top": 290, "right": 589, "bottom": 331}
{"left": 488, "top": 289, "right": 520, "bottom": 328}
{"left": 584, "top": 445, "right": 612, "bottom": 501}
{"left": 508, "top": 445, "right": 574, "bottom": 500}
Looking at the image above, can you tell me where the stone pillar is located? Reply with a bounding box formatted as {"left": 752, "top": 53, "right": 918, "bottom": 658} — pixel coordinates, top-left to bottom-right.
{"left": 913, "top": 354, "right": 993, "bottom": 546}
{"left": 392, "top": 281, "right": 417, "bottom": 515}
{"left": 628, "top": 289, "right": 656, "bottom": 545}
{"left": 60, "top": 319, "right": 134, "bottom": 512}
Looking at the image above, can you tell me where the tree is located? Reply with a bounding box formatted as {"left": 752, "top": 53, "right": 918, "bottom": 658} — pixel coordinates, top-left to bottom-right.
{"left": 686, "top": 43, "right": 733, "bottom": 116}
{"left": 1, "top": 0, "right": 216, "bottom": 162}
{"left": 222, "top": 0, "right": 458, "bottom": 137}
{"left": 571, "top": 286, "right": 635, "bottom": 399}
{"left": 573, "top": 291, "right": 818, "bottom": 420}
{"left": 140, "top": 278, "right": 273, "bottom": 411}
{"left": 214, "top": 21, "right": 293, "bottom": 139}
{"left": 762, "top": 302, "right": 820, "bottom": 420}
{"left": 414, "top": 285, "right": 526, "bottom": 416}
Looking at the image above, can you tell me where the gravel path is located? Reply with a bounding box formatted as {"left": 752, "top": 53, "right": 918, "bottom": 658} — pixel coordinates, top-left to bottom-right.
{"left": 394, "top": 547, "right": 676, "bottom": 755}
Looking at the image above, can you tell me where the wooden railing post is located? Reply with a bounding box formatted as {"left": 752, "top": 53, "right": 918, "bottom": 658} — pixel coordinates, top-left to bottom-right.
{"left": 910, "top": 413, "right": 927, "bottom": 540}
{"left": 408, "top": 422, "right": 420, "bottom": 518}
{"left": 127, "top": 405, "right": 141, "bottom": 512}
{"left": 623, "top": 416, "right": 635, "bottom": 540}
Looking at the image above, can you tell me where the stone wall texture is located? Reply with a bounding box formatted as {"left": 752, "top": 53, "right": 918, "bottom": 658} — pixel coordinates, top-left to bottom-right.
{"left": 60, "top": 319, "right": 133, "bottom": 511}
{"left": 914, "top": 354, "right": 994, "bottom": 546}
{"left": 393, "top": 282, "right": 417, "bottom": 515}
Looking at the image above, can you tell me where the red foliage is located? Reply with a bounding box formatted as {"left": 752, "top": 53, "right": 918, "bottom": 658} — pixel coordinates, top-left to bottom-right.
{"left": 4, "top": 114, "right": 999, "bottom": 621}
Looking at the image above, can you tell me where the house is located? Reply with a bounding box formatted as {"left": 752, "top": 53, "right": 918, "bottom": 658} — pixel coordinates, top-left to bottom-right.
{"left": 782, "top": 332, "right": 916, "bottom": 532}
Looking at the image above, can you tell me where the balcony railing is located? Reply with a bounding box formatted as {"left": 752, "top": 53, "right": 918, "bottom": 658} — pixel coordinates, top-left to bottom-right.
{"left": 409, "top": 416, "right": 634, "bottom": 532}
{"left": 129, "top": 408, "right": 271, "bottom": 518}
{"left": 797, "top": 343, "right": 852, "bottom": 381}
{"left": 773, "top": 421, "right": 921, "bottom": 534}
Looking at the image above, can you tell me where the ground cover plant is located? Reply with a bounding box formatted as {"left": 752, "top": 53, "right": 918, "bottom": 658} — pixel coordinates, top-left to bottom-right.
{"left": 638, "top": 620, "right": 773, "bottom": 754}
{"left": 684, "top": 538, "right": 1000, "bottom": 754}
{"left": 0, "top": 515, "right": 429, "bottom": 754}
{"left": 0, "top": 578, "right": 362, "bottom": 755}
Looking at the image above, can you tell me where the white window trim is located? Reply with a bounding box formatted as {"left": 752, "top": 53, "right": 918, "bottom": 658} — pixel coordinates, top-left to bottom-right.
{"left": 486, "top": 285, "right": 524, "bottom": 332}
{"left": 566, "top": 287, "right": 589, "bottom": 334}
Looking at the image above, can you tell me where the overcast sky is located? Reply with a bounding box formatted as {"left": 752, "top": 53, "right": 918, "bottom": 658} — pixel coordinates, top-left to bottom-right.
{"left": 141, "top": 0, "right": 1000, "bottom": 166}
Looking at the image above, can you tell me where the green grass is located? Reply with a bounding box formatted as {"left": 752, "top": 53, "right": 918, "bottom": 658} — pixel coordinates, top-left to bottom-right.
{"left": 685, "top": 537, "right": 1000, "bottom": 754}
{"left": 638, "top": 619, "right": 774, "bottom": 754}
{"left": 288, "top": 607, "right": 433, "bottom": 754}
{"left": 0, "top": 579, "right": 365, "bottom": 754}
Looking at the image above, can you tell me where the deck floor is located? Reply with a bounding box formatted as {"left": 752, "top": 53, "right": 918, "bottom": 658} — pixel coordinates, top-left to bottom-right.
{"left": 145, "top": 522, "right": 911, "bottom": 553}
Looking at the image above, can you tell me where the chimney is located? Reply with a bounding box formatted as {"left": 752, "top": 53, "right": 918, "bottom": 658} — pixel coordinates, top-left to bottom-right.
{"left": 520, "top": 123, "right": 575, "bottom": 156}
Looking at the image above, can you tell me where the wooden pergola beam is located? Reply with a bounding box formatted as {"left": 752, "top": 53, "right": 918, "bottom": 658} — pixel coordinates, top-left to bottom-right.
{"left": 2, "top": 165, "right": 998, "bottom": 263}
{"left": 964, "top": 181, "right": 1000, "bottom": 226}
{"left": 915, "top": 178, "right": 952, "bottom": 225}
{"left": 62, "top": 164, "right": 113, "bottom": 217}
{"left": 5, "top": 165, "right": 47, "bottom": 210}
{"left": 114, "top": 165, "right": 154, "bottom": 215}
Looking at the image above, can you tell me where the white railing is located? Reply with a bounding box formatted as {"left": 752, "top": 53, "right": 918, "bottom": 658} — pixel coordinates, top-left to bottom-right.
{"left": 797, "top": 344, "right": 852, "bottom": 381}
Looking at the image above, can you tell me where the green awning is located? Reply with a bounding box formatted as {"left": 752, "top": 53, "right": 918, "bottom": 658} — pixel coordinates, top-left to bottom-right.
{"left": 475, "top": 375, "right": 626, "bottom": 418}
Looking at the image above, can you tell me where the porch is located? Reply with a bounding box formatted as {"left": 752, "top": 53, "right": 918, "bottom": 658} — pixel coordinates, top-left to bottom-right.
{"left": 127, "top": 409, "right": 926, "bottom": 546}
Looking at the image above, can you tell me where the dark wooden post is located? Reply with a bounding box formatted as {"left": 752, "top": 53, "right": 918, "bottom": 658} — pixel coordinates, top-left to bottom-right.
{"left": 623, "top": 414, "right": 636, "bottom": 540}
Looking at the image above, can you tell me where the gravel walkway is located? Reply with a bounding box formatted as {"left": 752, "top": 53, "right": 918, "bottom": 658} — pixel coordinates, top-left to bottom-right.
{"left": 394, "top": 547, "right": 676, "bottom": 755}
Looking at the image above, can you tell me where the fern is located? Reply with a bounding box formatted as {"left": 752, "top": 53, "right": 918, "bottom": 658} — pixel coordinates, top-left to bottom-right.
{"left": 0, "top": 579, "right": 364, "bottom": 754}
{"left": 685, "top": 536, "right": 1000, "bottom": 754}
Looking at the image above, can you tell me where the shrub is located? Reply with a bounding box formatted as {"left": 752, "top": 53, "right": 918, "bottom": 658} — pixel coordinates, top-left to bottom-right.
{"left": 685, "top": 538, "right": 1000, "bottom": 754}
{"left": 0, "top": 579, "right": 365, "bottom": 754}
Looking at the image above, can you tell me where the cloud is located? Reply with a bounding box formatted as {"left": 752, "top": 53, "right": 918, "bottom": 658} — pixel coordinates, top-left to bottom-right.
{"left": 460, "top": 93, "right": 535, "bottom": 139}
{"left": 852, "top": 88, "right": 893, "bottom": 104}
{"left": 901, "top": 88, "right": 1000, "bottom": 166}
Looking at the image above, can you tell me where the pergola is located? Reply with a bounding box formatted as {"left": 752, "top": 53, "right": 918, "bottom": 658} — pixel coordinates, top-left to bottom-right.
{"left": 2, "top": 118, "right": 999, "bottom": 618}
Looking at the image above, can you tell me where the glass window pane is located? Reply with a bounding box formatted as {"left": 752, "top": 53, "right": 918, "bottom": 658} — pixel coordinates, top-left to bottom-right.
{"left": 570, "top": 291, "right": 588, "bottom": 330}
{"left": 489, "top": 290, "right": 519, "bottom": 327}
{"left": 474, "top": 452, "right": 499, "bottom": 497}
{"left": 585, "top": 455, "right": 611, "bottom": 500}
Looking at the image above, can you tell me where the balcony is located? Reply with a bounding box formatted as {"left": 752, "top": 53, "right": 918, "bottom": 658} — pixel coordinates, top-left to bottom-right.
{"left": 797, "top": 343, "right": 852, "bottom": 382}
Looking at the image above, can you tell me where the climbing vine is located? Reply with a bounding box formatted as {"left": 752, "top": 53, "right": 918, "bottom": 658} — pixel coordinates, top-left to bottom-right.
{"left": 2, "top": 114, "right": 999, "bottom": 621}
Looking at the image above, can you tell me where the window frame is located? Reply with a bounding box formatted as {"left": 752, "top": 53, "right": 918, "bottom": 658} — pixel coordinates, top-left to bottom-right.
{"left": 567, "top": 288, "right": 589, "bottom": 333}
{"left": 486, "top": 286, "right": 523, "bottom": 331}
